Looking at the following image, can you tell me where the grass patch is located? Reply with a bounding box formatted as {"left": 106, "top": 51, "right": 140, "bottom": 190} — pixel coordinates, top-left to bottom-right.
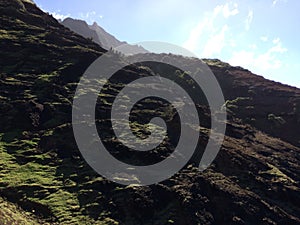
{"left": 259, "top": 163, "right": 295, "bottom": 184}
{"left": 0, "top": 138, "right": 113, "bottom": 224}
{"left": 0, "top": 196, "right": 40, "bottom": 225}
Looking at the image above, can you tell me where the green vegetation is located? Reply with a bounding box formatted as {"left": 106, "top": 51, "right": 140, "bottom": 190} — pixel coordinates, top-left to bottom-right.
{"left": 267, "top": 113, "right": 286, "bottom": 126}
{"left": 1, "top": 1, "right": 300, "bottom": 224}
{"left": 0, "top": 136, "right": 120, "bottom": 224}
{"left": 0, "top": 196, "right": 40, "bottom": 225}
{"left": 222, "top": 97, "right": 251, "bottom": 113}
{"left": 259, "top": 163, "right": 295, "bottom": 184}
{"left": 202, "top": 58, "right": 231, "bottom": 68}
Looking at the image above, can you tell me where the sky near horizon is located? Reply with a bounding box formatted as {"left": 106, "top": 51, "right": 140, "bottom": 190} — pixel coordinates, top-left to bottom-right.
{"left": 34, "top": 0, "right": 300, "bottom": 88}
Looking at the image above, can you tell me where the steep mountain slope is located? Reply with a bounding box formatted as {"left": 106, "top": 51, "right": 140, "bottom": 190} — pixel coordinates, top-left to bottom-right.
{"left": 130, "top": 55, "right": 300, "bottom": 148}
{"left": 88, "top": 20, "right": 125, "bottom": 48}
{"left": 60, "top": 17, "right": 123, "bottom": 48}
{"left": 61, "top": 17, "right": 148, "bottom": 53}
{"left": 0, "top": 0, "right": 300, "bottom": 224}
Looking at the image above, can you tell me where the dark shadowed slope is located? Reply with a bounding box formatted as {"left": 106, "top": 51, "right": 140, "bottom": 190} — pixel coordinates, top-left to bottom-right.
{"left": 0, "top": 0, "right": 300, "bottom": 224}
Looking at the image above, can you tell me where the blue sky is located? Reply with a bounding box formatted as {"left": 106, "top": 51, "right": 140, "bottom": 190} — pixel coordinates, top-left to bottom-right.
{"left": 34, "top": 0, "right": 300, "bottom": 88}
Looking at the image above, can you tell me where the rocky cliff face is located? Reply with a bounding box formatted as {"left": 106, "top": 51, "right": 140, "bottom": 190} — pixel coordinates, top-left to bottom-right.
{"left": 0, "top": 0, "right": 299, "bottom": 224}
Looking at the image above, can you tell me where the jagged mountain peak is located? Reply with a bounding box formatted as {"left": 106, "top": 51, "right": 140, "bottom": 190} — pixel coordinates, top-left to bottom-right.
{"left": 61, "top": 17, "right": 148, "bottom": 53}
{"left": 91, "top": 21, "right": 99, "bottom": 27}
{"left": 61, "top": 17, "right": 101, "bottom": 45}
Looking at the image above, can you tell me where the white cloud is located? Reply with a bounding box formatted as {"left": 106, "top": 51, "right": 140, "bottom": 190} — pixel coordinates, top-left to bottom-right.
{"left": 78, "top": 11, "right": 100, "bottom": 24}
{"left": 260, "top": 36, "right": 268, "bottom": 42}
{"left": 51, "top": 12, "right": 70, "bottom": 20}
{"left": 272, "top": 0, "right": 287, "bottom": 6}
{"left": 228, "top": 38, "right": 287, "bottom": 72}
{"left": 213, "top": 3, "right": 239, "bottom": 18}
{"left": 270, "top": 38, "right": 287, "bottom": 53}
{"left": 182, "top": 18, "right": 210, "bottom": 51}
{"left": 79, "top": 11, "right": 95, "bottom": 19}
{"left": 245, "top": 10, "right": 253, "bottom": 30}
{"left": 183, "top": 3, "right": 238, "bottom": 53}
{"left": 229, "top": 50, "right": 255, "bottom": 67}
{"left": 39, "top": 7, "right": 70, "bottom": 21}
{"left": 202, "top": 25, "right": 228, "bottom": 57}
{"left": 222, "top": 3, "right": 239, "bottom": 18}
{"left": 272, "top": 37, "right": 280, "bottom": 44}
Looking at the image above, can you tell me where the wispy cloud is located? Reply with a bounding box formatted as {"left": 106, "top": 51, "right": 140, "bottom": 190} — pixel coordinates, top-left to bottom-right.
{"left": 245, "top": 10, "right": 253, "bottom": 30}
{"left": 228, "top": 38, "right": 287, "bottom": 72}
{"left": 182, "top": 17, "right": 210, "bottom": 52}
{"left": 260, "top": 36, "right": 268, "bottom": 42}
{"left": 272, "top": 0, "right": 287, "bottom": 6}
{"left": 213, "top": 2, "right": 239, "bottom": 18}
{"left": 221, "top": 3, "right": 239, "bottom": 18}
{"left": 202, "top": 25, "right": 228, "bottom": 57}
{"left": 270, "top": 38, "right": 287, "bottom": 53}
{"left": 183, "top": 2, "right": 238, "bottom": 54}
{"left": 78, "top": 11, "right": 103, "bottom": 24}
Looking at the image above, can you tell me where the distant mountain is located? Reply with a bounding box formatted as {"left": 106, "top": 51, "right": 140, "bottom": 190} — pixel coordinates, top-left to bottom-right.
{"left": 88, "top": 20, "right": 126, "bottom": 48}
{"left": 61, "top": 17, "right": 148, "bottom": 53}
{"left": 60, "top": 18, "right": 100, "bottom": 45}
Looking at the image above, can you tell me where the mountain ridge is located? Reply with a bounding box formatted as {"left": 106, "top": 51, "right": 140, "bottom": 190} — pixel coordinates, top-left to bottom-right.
{"left": 0, "top": 0, "right": 300, "bottom": 224}
{"left": 61, "top": 17, "right": 148, "bottom": 54}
